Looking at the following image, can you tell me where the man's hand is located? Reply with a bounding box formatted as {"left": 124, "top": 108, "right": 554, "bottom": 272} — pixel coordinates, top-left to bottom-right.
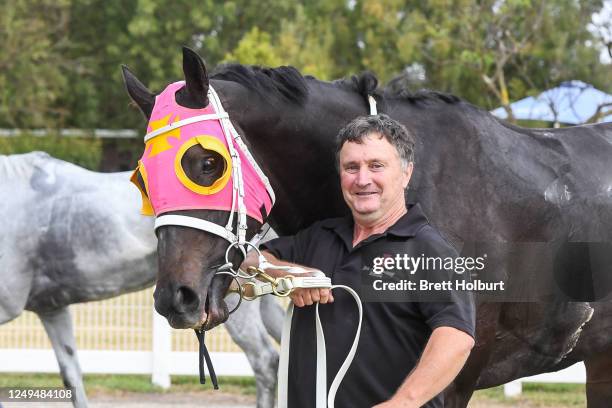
{"left": 290, "top": 285, "right": 334, "bottom": 307}
{"left": 241, "top": 250, "right": 334, "bottom": 307}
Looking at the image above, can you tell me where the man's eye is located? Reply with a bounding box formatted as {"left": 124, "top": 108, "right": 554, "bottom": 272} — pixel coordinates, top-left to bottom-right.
{"left": 202, "top": 157, "right": 217, "bottom": 173}
{"left": 345, "top": 165, "right": 359, "bottom": 173}
{"left": 370, "top": 163, "right": 384, "bottom": 170}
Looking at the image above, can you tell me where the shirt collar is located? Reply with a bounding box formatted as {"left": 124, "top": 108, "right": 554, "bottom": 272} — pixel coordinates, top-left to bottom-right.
{"left": 322, "top": 202, "right": 430, "bottom": 249}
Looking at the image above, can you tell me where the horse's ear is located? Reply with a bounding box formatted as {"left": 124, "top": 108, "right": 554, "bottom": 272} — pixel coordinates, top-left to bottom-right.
{"left": 121, "top": 65, "right": 155, "bottom": 119}
{"left": 182, "top": 46, "right": 209, "bottom": 107}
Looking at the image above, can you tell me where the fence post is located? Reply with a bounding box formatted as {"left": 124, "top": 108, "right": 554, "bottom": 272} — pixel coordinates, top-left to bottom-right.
{"left": 504, "top": 380, "right": 522, "bottom": 397}
{"left": 152, "top": 306, "right": 171, "bottom": 388}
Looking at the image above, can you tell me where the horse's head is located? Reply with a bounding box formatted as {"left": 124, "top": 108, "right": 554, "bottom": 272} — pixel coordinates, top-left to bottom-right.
{"left": 122, "top": 47, "right": 273, "bottom": 330}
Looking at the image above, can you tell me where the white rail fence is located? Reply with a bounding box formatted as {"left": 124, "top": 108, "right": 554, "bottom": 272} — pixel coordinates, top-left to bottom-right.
{"left": 0, "top": 288, "right": 585, "bottom": 395}
{"left": 0, "top": 128, "right": 138, "bottom": 138}
{"left": 0, "top": 288, "right": 252, "bottom": 389}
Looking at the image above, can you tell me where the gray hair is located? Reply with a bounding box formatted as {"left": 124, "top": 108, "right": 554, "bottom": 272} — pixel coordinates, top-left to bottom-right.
{"left": 335, "top": 114, "right": 416, "bottom": 169}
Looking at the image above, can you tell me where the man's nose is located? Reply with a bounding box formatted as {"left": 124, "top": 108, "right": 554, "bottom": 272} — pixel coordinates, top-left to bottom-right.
{"left": 355, "top": 167, "right": 371, "bottom": 186}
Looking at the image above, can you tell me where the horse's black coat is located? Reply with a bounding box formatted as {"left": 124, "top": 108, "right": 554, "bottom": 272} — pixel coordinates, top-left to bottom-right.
{"left": 123, "top": 48, "right": 612, "bottom": 408}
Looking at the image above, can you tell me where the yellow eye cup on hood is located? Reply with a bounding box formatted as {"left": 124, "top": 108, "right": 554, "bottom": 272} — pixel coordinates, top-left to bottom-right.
{"left": 174, "top": 135, "right": 232, "bottom": 195}
{"left": 130, "top": 161, "right": 154, "bottom": 216}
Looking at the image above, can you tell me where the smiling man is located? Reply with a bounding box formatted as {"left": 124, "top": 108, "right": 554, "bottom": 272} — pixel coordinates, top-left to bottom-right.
{"left": 242, "top": 114, "right": 475, "bottom": 408}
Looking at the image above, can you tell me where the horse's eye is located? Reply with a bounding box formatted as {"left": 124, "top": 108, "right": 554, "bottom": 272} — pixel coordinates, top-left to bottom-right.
{"left": 202, "top": 157, "right": 217, "bottom": 174}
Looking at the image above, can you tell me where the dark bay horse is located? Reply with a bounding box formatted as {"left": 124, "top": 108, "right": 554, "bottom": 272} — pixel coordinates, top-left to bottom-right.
{"left": 122, "top": 47, "right": 612, "bottom": 407}
{"left": 0, "top": 151, "right": 283, "bottom": 408}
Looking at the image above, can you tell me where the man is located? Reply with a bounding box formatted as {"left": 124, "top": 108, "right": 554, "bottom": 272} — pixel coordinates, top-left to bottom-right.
{"left": 242, "top": 114, "right": 475, "bottom": 407}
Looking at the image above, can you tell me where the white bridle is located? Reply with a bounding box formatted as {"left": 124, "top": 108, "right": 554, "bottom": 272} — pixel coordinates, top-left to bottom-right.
{"left": 145, "top": 85, "right": 275, "bottom": 254}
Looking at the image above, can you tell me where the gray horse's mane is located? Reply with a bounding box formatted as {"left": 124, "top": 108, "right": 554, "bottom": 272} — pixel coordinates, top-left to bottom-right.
{"left": 0, "top": 151, "right": 51, "bottom": 180}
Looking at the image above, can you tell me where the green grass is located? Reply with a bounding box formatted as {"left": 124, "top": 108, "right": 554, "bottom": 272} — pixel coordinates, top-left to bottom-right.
{"left": 0, "top": 373, "right": 586, "bottom": 406}
{"left": 472, "top": 383, "right": 586, "bottom": 407}
{"left": 0, "top": 373, "right": 257, "bottom": 396}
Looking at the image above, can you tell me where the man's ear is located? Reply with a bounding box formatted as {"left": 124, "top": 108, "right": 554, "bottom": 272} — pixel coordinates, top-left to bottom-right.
{"left": 121, "top": 65, "right": 155, "bottom": 119}
{"left": 403, "top": 162, "right": 414, "bottom": 189}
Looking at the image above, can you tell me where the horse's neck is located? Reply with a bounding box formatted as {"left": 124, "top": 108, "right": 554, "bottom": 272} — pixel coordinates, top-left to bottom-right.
{"left": 238, "top": 85, "right": 368, "bottom": 233}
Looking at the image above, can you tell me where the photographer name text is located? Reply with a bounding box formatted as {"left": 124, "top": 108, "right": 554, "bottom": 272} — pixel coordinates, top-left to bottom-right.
{"left": 373, "top": 279, "right": 505, "bottom": 291}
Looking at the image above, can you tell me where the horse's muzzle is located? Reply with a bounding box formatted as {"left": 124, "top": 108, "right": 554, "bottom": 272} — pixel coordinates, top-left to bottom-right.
{"left": 153, "top": 278, "right": 229, "bottom": 330}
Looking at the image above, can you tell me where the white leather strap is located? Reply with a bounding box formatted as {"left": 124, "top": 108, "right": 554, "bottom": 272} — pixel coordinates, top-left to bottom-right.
{"left": 241, "top": 276, "right": 331, "bottom": 299}
{"left": 316, "top": 302, "right": 327, "bottom": 408}
{"left": 144, "top": 113, "right": 229, "bottom": 142}
{"left": 326, "top": 286, "right": 362, "bottom": 407}
{"left": 287, "top": 277, "right": 332, "bottom": 290}
{"left": 155, "top": 214, "right": 237, "bottom": 243}
{"left": 278, "top": 302, "right": 293, "bottom": 408}
{"left": 208, "top": 86, "right": 276, "bottom": 206}
{"left": 247, "top": 281, "right": 275, "bottom": 298}
{"left": 277, "top": 285, "right": 363, "bottom": 408}
{"left": 368, "top": 95, "right": 377, "bottom": 115}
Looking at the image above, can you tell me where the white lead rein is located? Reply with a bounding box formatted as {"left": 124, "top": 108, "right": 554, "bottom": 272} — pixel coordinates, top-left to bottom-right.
{"left": 257, "top": 257, "right": 363, "bottom": 408}
{"left": 276, "top": 284, "right": 363, "bottom": 408}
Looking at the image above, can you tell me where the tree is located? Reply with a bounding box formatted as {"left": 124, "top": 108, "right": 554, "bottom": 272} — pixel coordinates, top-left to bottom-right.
{"left": 0, "top": 0, "right": 70, "bottom": 128}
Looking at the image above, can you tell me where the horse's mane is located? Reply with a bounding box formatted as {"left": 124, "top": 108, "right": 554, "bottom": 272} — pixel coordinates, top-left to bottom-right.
{"left": 212, "top": 64, "right": 309, "bottom": 105}
{"left": 0, "top": 151, "right": 50, "bottom": 180}
{"left": 383, "top": 72, "right": 461, "bottom": 104}
{"left": 211, "top": 63, "right": 462, "bottom": 109}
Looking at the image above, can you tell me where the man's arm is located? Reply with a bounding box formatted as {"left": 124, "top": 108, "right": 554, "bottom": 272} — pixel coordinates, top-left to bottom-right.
{"left": 240, "top": 250, "right": 334, "bottom": 307}
{"left": 373, "top": 327, "right": 474, "bottom": 408}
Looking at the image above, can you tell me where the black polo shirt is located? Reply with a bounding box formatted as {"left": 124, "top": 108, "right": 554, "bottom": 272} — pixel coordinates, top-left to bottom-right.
{"left": 262, "top": 203, "right": 475, "bottom": 408}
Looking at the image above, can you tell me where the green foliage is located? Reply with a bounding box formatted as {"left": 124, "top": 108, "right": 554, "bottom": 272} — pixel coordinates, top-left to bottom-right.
{"left": 0, "top": 134, "right": 102, "bottom": 170}
{"left": 0, "top": 0, "right": 610, "bottom": 132}
{"left": 224, "top": 27, "right": 283, "bottom": 67}
{"left": 0, "top": 0, "right": 70, "bottom": 127}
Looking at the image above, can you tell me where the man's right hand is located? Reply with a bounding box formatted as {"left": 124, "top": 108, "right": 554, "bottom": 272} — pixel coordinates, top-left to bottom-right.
{"left": 241, "top": 250, "right": 334, "bottom": 307}
{"left": 291, "top": 286, "right": 334, "bottom": 307}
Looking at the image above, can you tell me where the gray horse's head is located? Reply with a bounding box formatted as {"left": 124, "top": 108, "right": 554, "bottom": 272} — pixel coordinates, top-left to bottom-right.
{"left": 122, "top": 48, "right": 265, "bottom": 330}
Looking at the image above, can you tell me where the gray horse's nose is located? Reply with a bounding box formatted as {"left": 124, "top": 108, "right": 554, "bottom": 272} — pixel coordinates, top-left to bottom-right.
{"left": 174, "top": 285, "right": 200, "bottom": 314}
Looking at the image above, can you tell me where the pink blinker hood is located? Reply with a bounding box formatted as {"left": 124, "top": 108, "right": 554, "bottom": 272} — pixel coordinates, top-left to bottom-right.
{"left": 135, "top": 81, "right": 273, "bottom": 224}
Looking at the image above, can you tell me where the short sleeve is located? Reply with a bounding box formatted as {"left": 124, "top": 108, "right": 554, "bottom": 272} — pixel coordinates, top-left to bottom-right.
{"left": 414, "top": 227, "right": 476, "bottom": 338}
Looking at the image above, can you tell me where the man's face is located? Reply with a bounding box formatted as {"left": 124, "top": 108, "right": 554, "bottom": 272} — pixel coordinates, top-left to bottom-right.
{"left": 339, "top": 133, "right": 413, "bottom": 224}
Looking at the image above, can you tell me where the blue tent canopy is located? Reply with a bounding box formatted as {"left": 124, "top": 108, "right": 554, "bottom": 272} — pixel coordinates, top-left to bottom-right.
{"left": 491, "top": 80, "right": 612, "bottom": 124}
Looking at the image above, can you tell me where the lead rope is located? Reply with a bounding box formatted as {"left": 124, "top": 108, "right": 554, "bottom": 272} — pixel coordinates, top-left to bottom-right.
{"left": 195, "top": 329, "right": 219, "bottom": 389}
{"left": 277, "top": 286, "right": 362, "bottom": 408}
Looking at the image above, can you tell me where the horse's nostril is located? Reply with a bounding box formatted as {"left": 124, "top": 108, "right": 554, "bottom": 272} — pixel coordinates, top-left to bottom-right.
{"left": 175, "top": 286, "right": 200, "bottom": 313}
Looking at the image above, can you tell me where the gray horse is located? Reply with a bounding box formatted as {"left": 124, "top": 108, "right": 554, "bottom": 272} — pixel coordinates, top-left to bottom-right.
{"left": 0, "top": 151, "right": 283, "bottom": 407}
